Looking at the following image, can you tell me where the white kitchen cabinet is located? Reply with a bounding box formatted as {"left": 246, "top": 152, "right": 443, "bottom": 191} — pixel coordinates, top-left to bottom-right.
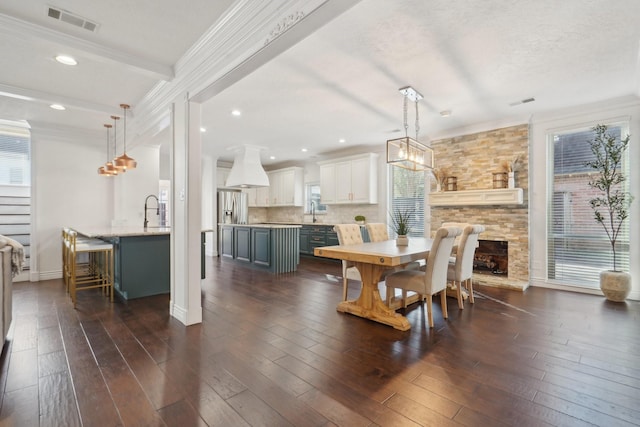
{"left": 319, "top": 163, "right": 336, "bottom": 204}
{"left": 269, "top": 167, "right": 303, "bottom": 206}
{"left": 244, "top": 185, "right": 271, "bottom": 207}
{"left": 318, "top": 153, "right": 378, "bottom": 204}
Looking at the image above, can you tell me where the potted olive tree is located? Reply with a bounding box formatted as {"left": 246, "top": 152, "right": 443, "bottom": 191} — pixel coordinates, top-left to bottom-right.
{"left": 584, "top": 124, "right": 633, "bottom": 301}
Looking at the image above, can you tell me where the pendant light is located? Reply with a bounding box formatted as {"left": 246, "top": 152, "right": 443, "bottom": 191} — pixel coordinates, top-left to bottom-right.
{"left": 110, "top": 115, "right": 125, "bottom": 173}
{"left": 98, "top": 124, "right": 117, "bottom": 176}
{"left": 386, "top": 86, "right": 434, "bottom": 171}
{"left": 114, "top": 104, "right": 137, "bottom": 170}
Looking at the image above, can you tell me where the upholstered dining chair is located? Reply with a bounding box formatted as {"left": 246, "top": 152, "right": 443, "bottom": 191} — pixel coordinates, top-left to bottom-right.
{"left": 365, "top": 223, "right": 421, "bottom": 305}
{"left": 333, "top": 224, "right": 364, "bottom": 300}
{"left": 448, "top": 224, "right": 485, "bottom": 309}
{"left": 365, "top": 223, "right": 389, "bottom": 242}
{"left": 385, "top": 226, "right": 462, "bottom": 328}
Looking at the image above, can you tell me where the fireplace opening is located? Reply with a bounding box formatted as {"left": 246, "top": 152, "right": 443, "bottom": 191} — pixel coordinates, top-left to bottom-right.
{"left": 474, "top": 240, "right": 508, "bottom": 276}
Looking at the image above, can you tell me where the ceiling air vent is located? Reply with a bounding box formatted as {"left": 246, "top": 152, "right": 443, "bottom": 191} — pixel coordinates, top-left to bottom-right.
{"left": 47, "top": 6, "right": 98, "bottom": 32}
{"left": 509, "top": 97, "right": 536, "bottom": 107}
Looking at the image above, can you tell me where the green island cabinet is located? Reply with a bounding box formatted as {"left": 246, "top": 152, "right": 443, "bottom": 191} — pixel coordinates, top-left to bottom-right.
{"left": 220, "top": 224, "right": 300, "bottom": 273}
{"left": 300, "top": 224, "right": 368, "bottom": 256}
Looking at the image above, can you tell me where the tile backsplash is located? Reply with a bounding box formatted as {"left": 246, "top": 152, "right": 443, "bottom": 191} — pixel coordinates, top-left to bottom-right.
{"left": 250, "top": 204, "right": 381, "bottom": 225}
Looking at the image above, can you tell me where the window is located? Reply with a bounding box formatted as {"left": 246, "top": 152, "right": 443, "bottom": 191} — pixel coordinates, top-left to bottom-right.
{"left": 547, "top": 123, "right": 630, "bottom": 287}
{"left": 0, "top": 122, "right": 31, "bottom": 271}
{"left": 389, "top": 166, "right": 425, "bottom": 237}
{"left": 305, "top": 183, "right": 326, "bottom": 214}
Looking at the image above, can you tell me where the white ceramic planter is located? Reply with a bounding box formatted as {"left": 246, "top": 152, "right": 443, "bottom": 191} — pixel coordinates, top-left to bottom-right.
{"left": 600, "top": 270, "right": 631, "bottom": 302}
{"left": 396, "top": 235, "right": 409, "bottom": 246}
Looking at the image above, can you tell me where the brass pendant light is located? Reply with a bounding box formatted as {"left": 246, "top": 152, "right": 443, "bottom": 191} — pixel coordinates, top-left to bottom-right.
{"left": 110, "top": 115, "right": 126, "bottom": 173}
{"left": 98, "top": 124, "right": 117, "bottom": 176}
{"left": 114, "top": 104, "right": 137, "bottom": 170}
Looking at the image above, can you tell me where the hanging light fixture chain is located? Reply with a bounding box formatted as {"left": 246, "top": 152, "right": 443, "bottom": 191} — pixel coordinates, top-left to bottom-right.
{"left": 403, "top": 94, "right": 409, "bottom": 138}
{"left": 415, "top": 98, "right": 420, "bottom": 141}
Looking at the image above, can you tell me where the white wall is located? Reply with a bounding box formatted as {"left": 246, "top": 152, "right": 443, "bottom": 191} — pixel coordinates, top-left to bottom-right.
{"left": 31, "top": 128, "right": 112, "bottom": 280}
{"left": 529, "top": 96, "right": 640, "bottom": 300}
{"left": 31, "top": 126, "right": 162, "bottom": 280}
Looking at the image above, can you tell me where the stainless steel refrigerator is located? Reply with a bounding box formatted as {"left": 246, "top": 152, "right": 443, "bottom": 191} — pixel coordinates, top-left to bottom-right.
{"left": 217, "top": 190, "right": 248, "bottom": 225}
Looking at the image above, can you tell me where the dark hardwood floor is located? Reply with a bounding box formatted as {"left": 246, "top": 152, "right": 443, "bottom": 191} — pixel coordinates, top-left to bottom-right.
{"left": 0, "top": 256, "right": 639, "bottom": 426}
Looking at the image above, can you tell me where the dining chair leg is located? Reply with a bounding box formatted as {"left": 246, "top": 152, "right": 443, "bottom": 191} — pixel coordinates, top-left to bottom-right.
{"left": 425, "top": 296, "right": 434, "bottom": 328}
{"left": 455, "top": 280, "right": 464, "bottom": 309}
{"left": 440, "top": 290, "right": 448, "bottom": 319}
{"left": 467, "top": 278, "right": 475, "bottom": 303}
{"left": 342, "top": 277, "right": 348, "bottom": 301}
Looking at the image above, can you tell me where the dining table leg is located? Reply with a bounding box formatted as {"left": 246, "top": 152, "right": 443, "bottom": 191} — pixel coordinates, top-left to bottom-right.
{"left": 336, "top": 262, "right": 411, "bottom": 331}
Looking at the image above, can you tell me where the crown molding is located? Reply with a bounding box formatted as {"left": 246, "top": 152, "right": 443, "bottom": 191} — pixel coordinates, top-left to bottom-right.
{"left": 128, "top": 0, "right": 362, "bottom": 147}
{"left": 0, "top": 12, "right": 173, "bottom": 81}
{"left": 29, "top": 120, "right": 102, "bottom": 144}
{"left": 0, "top": 83, "right": 121, "bottom": 116}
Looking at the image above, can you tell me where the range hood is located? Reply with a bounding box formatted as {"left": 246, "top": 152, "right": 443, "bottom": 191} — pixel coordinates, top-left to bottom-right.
{"left": 225, "top": 145, "right": 270, "bottom": 188}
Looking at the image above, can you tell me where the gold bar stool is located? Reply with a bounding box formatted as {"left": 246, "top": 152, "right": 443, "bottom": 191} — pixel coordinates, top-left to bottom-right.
{"left": 66, "top": 229, "right": 114, "bottom": 308}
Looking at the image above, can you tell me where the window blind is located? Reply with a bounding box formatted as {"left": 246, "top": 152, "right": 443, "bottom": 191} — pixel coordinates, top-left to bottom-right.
{"left": 0, "top": 124, "right": 31, "bottom": 270}
{"left": 547, "top": 123, "right": 630, "bottom": 287}
{"left": 389, "top": 166, "right": 425, "bottom": 237}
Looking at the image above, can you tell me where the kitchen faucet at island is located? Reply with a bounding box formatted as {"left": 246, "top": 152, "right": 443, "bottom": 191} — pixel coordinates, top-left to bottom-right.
{"left": 144, "top": 194, "right": 159, "bottom": 229}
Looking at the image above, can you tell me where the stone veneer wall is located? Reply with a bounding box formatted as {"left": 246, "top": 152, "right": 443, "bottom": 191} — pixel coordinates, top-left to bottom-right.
{"left": 430, "top": 124, "right": 530, "bottom": 285}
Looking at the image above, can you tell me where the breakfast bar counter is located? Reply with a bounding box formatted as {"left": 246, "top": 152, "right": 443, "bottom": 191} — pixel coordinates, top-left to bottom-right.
{"left": 75, "top": 227, "right": 171, "bottom": 300}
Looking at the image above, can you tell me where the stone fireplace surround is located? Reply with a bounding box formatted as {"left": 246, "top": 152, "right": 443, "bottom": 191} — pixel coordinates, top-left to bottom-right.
{"left": 430, "top": 124, "right": 530, "bottom": 291}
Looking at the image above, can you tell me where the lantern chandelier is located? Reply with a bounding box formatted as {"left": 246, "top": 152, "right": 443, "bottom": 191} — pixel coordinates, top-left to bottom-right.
{"left": 98, "top": 104, "right": 137, "bottom": 176}
{"left": 386, "top": 86, "right": 434, "bottom": 171}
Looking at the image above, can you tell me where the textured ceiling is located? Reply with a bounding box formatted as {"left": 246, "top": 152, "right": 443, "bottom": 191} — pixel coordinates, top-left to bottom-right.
{"left": 0, "top": 0, "right": 639, "bottom": 167}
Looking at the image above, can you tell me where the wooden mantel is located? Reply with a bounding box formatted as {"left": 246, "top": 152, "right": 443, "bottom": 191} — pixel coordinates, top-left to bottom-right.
{"left": 430, "top": 188, "right": 523, "bottom": 206}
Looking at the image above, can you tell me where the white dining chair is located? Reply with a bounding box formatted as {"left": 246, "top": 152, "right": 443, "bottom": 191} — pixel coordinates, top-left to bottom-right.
{"left": 448, "top": 224, "right": 485, "bottom": 309}
{"left": 385, "top": 226, "right": 462, "bottom": 328}
{"left": 333, "top": 224, "right": 364, "bottom": 300}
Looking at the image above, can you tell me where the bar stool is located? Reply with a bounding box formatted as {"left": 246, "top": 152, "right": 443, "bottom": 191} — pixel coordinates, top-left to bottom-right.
{"left": 66, "top": 229, "right": 114, "bottom": 308}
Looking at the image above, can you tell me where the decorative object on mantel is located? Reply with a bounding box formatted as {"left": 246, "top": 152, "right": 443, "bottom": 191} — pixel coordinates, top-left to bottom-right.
{"left": 432, "top": 168, "right": 448, "bottom": 192}
{"left": 584, "top": 124, "right": 633, "bottom": 301}
{"left": 114, "top": 104, "right": 137, "bottom": 171}
{"left": 492, "top": 172, "right": 507, "bottom": 189}
{"left": 386, "top": 86, "right": 434, "bottom": 171}
{"left": 445, "top": 176, "right": 457, "bottom": 191}
{"left": 354, "top": 215, "right": 366, "bottom": 225}
{"left": 502, "top": 155, "right": 520, "bottom": 189}
{"left": 390, "top": 207, "right": 414, "bottom": 246}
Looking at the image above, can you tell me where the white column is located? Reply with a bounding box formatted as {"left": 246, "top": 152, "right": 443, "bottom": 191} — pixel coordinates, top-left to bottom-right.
{"left": 170, "top": 93, "right": 203, "bottom": 325}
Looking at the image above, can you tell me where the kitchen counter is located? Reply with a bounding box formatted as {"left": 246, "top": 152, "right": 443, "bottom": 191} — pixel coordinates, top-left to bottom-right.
{"left": 74, "top": 227, "right": 206, "bottom": 300}
{"left": 219, "top": 223, "right": 301, "bottom": 229}
{"left": 75, "top": 226, "right": 171, "bottom": 238}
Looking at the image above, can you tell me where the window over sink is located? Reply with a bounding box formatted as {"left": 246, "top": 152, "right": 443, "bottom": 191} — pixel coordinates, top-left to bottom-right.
{"left": 305, "top": 183, "right": 326, "bottom": 214}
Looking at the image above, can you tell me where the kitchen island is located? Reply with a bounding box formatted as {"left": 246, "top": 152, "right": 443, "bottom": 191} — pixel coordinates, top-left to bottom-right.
{"left": 75, "top": 227, "right": 206, "bottom": 300}
{"left": 219, "top": 223, "right": 301, "bottom": 273}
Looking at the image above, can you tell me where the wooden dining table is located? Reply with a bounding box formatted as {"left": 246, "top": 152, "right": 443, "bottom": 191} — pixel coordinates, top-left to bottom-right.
{"left": 314, "top": 237, "right": 433, "bottom": 331}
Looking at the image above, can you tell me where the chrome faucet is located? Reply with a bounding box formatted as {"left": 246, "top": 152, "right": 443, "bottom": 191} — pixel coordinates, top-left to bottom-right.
{"left": 311, "top": 201, "right": 317, "bottom": 223}
{"left": 144, "top": 194, "right": 159, "bottom": 229}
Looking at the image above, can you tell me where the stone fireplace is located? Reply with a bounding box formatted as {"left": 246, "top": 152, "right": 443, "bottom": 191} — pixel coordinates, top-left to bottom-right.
{"left": 430, "top": 124, "right": 530, "bottom": 291}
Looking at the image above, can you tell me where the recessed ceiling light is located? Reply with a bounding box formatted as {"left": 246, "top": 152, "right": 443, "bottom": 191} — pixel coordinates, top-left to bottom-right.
{"left": 440, "top": 110, "right": 452, "bottom": 117}
{"left": 200, "top": 127, "right": 206, "bottom": 132}
{"left": 231, "top": 109, "right": 241, "bottom": 116}
{"left": 301, "top": 148, "right": 308, "bottom": 152}
{"left": 270, "top": 155, "right": 276, "bottom": 160}
{"left": 55, "top": 55, "right": 77, "bottom": 66}
{"left": 50, "top": 104, "right": 66, "bottom": 110}
{"left": 339, "top": 138, "right": 346, "bottom": 143}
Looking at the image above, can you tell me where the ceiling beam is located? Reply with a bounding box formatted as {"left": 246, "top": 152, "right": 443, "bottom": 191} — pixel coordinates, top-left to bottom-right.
{"left": 0, "top": 83, "right": 122, "bottom": 116}
{"left": 0, "top": 13, "right": 174, "bottom": 81}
